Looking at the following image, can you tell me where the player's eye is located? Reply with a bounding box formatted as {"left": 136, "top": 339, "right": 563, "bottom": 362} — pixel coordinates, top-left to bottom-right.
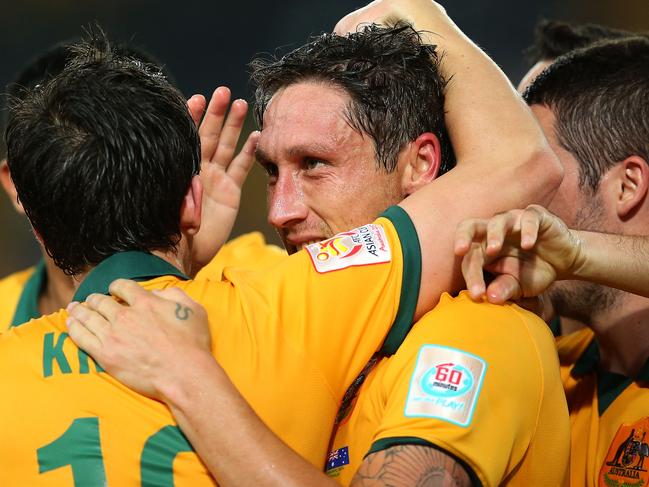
{"left": 260, "top": 162, "right": 278, "bottom": 181}
{"left": 303, "top": 157, "right": 327, "bottom": 171}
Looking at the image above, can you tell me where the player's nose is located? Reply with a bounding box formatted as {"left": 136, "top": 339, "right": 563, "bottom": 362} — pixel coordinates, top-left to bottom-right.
{"left": 267, "top": 173, "right": 308, "bottom": 229}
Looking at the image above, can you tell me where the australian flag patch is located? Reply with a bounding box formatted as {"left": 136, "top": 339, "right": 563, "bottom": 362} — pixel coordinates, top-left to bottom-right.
{"left": 326, "top": 446, "right": 350, "bottom": 472}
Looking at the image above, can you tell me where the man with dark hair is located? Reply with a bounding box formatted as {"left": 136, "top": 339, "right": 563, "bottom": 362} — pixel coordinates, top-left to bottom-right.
{"left": 0, "top": 39, "right": 179, "bottom": 329}
{"left": 518, "top": 19, "right": 638, "bottom": 93}
{"left": 249, "top": 22, "right": 456, "bottom": 256}
{"left": 457, "top": 37, "right": 649, "bottom": 487}
{"left": 66, "top": 2, "right": 568, "bottom": 485}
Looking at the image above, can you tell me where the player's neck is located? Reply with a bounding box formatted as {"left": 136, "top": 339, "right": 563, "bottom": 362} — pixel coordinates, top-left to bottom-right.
{"left": 38, "top": 256, "right": 76, "bottom": 315}
{"left": 590, "top": 293, "right": 649, "bottom": 377}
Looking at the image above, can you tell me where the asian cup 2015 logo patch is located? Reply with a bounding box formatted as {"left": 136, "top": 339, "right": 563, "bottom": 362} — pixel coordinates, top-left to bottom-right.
{"left": 305, "top": 224, "right": 391, "bottom": 273}
{"left": 405, "top": 345, "right": 486, "bottom": 427}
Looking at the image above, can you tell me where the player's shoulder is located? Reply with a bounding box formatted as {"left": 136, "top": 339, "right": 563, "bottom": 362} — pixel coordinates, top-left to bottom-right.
{"left": 396, "top": 291, "right": 555, "bottom": 369}
{"left": 196, "top": 232, "right": 287, "bottom": 281}
{"left": 0, "top": 266, "right": 35, "bottom": 290}
{"left": 0, "top": 309, "right": 67, "bottom": 361}
{"left": 417, "top": 291, "right": 550, "bottom": 338}
{"left": 0, "top": 266, "right": 37, "bottom": 331}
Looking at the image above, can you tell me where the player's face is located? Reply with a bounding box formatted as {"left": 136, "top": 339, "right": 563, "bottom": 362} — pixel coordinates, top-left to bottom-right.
{"left": 257, "top": 82, "right": 405, "bottom": 254}
{"left": 530, "top": 104, "right": 590, "bottom": 228}
{"left": 517, "top": 60, "right": 553, "bottom": 94}
{"left": 532, "top": 103, "right": 622, "bottom": 322}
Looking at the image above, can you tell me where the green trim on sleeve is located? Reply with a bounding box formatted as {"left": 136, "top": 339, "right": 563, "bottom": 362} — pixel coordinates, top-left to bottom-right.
{"left": 367, "top": 436, "right": 482, "bottom": 487}
{"left": 378, "top": 206, "right": 422, "bottom": 355}
{"left": 10, "top": 259, "right": 47, "bottom": 328}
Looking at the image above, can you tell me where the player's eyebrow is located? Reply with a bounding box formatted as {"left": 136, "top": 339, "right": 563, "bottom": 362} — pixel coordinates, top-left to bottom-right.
{"left": 286, "top": 141, "right": 336, "bottom": 158}
{"left": 255, "top": 146, "right": 274, "bottom": 166}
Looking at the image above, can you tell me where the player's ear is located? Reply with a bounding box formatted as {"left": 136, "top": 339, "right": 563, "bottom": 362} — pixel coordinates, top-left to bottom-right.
{"left": 0, "top": 160, "right": 24, "bottom": 214}
{"left": 401, "top": 133, "right": 442, "bottom": 196}
{"left": 180, "top": 176, "right": 203, "bottom": 236}
{"left": 614, "top": 156, "right": 649, "bottom": 220}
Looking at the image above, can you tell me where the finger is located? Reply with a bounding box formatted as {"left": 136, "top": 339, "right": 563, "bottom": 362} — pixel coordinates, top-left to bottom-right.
{"left": 67, "top": 303, "right": 111, "bottom": 339}
{"left": 226, "top": 130, "right": 260, "bottom": 187}
{"left": 212, "top": 99, "right": 249, "bottom": 168}
{"left": 485, "top": 274, "right": 522, "bottom": 304}
{"left": 520, "top": 207, "right": 542, "bottom": 249}
{"left": 66, "top": 315, "right": 103, "bottom": 357}
{"left": 200, "top": 87, "right": 231, "bottom": 161}
{"left": 85, "top": 293, "right": 123, "bottom": 322}
{"left": 461, "top": 244, "right": 487, "bottom": 300}
{"left": 187, "top": 94, "right": 206, "bottom": 127}
{"left": 485, "top": 212, "right": 520, "bottom": 257}
{"left": 454, "top": 219, "right": 487, "bottom": 256}
{"left": 107, "top": 279, "right": 149, "bottom": 306}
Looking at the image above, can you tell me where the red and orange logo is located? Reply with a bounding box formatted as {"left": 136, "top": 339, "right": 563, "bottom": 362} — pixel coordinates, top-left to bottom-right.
{"left": 600, "top": 417, "right": 649, "bottom": 487}
{"left": 315, "top": 232, "right": 362, "bottom": 262}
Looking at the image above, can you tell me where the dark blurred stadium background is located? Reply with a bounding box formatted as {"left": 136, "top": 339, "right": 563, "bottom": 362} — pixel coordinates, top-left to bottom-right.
{"left": 1, "top": 0, "right": 647, "bottom": 276}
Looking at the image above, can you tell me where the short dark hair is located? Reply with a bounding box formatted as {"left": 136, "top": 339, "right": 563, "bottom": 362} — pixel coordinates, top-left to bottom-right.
{"left": 6, "top": 32, "right": 199, "bottom": 275}
{"left": 250, "top": 23, "right": 455, "bottom": 174}
{"left": 1, "top": 40, "right": 175, "bottom": 160}
{"left": 524, "top": 19, "right": 636, "bottom": 65}
{"left": 524, "top": 37, "right": 649, "bottom": 191}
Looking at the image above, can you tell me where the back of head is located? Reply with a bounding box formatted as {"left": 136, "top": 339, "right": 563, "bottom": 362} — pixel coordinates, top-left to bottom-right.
{"left": 1, "top": 39, "right": 175, "bottom": 160}
{"left": 525, "top": 19, "right": 636, "bottom": 64}
{"left": 524, "top": 37, "right": 649, "bottom": 191}
{"left": 6, "top": 32, "right": 199, "bottom": 275}
{"left": 251, "top": 23, "right": 455, "bottom": 174}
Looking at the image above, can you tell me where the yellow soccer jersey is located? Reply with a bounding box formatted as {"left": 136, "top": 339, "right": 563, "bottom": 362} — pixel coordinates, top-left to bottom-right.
{"left": 0, "top": 206, "right": 421, "bottom": 486}
{"left": 326, "top": 292, "right": 570, "bottom": 486}
{"left": 0, "top": 260, "right": 45, "bottom": 331}
{"left": 196, "top": 231, "right": 286, "bottom": 281}
{"left": 557, "top": 328, "right": 649, "bottom": 487}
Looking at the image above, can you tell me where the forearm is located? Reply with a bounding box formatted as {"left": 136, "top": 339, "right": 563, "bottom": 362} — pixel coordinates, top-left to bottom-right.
{"left": 159, "top": 352, "right": 338, "bottom": 487}
{"left": 570, "top": 230, "right": 649, "bottom": 297}
{"left": 395, "top": 1, "right": 560, "bottom": 185}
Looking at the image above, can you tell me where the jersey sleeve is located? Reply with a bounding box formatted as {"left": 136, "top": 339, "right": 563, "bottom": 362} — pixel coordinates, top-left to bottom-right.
{"left": 231, "top": 206, "right": 422, "bottom": 402}
{"left": 365, "top": 295, "right": 548, "bottom": 486}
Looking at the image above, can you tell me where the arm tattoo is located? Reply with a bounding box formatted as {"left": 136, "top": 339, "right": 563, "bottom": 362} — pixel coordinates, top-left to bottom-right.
{"left": 174, "top": 302, "right": 193, "bottom": 321}
{"left": 351, "top": 444, "right": 472, "bottom": 487}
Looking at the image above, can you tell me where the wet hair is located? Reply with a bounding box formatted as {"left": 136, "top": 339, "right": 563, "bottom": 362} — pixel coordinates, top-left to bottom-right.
{"left": 1, "top": 39, "right": 175, "bottom": 159}
{"left": 6, "top": 31, "right": 199, "bottom": 275}
{"left": 251, "top": 23, "right": 455, "bottom": 174}
{"left": 524, "top": 37, "right": 649, "bottom": 191}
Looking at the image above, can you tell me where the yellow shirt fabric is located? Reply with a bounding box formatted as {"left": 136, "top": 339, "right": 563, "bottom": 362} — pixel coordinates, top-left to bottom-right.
{"left": 196, "top": 231, "right": 287, "bottom": 281}
{"left": 327, "top": 292, "right": 570, "bottom": 486}
{"left": 0, "top": 262, "right": 43, "bottom": 331}
{"left": 557, "top": 328, "right": 649, "bottom": 487}
{"left": 0, "top": 207, "right": 421, "bottom": 486}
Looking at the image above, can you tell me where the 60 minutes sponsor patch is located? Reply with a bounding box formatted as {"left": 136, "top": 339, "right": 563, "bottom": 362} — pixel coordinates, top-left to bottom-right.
{"left": 405, "top": 345, "right": 487, "bottom": 427}
{"left": 305, "top": 224, "right": 391, "bottom": 273}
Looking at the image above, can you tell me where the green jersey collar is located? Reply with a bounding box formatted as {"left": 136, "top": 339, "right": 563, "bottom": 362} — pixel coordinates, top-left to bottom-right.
{"left": 73, "top": 251, "right": 189, "bottom": 302}
{"left": 10, "top": 259, "right": 47, "bottom": 328}
{"left": 571, "top": 335, "right": 649, "bottom": 415}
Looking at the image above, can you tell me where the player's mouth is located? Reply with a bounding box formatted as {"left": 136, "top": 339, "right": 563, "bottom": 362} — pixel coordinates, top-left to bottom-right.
{"left": 286, "top": 236, "right": 326, "bottom": 251}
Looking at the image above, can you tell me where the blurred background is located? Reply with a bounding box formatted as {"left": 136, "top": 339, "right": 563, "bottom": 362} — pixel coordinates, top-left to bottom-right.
{"left": 1, "top": 0, "right": 647, "bottom": 276}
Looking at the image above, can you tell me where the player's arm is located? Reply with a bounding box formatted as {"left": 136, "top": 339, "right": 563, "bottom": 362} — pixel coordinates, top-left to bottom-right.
{"left": 456, "top": 204, "right": 649, "bottom": 303}
{"left": 67, "top": 283, "right": 471, "bottom": 487}
{"left": 336, "top": 0, "right": 562, "bottom": 318}
{"left": 352, "top": 446, "right": 471, "bottom": 487}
